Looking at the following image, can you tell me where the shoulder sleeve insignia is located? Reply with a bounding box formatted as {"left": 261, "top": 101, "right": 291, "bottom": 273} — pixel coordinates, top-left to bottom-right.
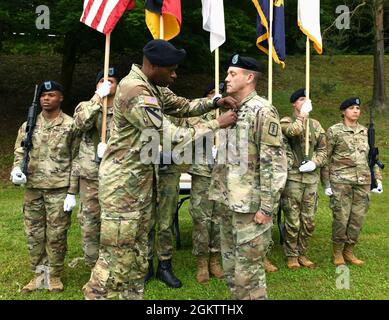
{"left": 268, "top": 122, "right": 279, "bottom": 136}
{"left": 145, "top": 107, "right": 162, "bottom": 128}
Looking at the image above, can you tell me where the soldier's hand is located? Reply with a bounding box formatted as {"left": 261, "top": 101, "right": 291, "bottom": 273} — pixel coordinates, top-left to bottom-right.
{"left": 95, "top": 80, "right": 111, "bottom": 99}
{"left": 215, "top": 96, "right": 240, "bottom": 111}
{"left": 324, "top": 187, "right": 333, "bottom": 197}
{"left": 300, "top": 99, "right": 313, "bottom": 114}
{"left": 216, "top": 110, "right": 237, "bottom": 128}
{"left": 11, "top": 167, "right": 27, "bottom": 185}
{"left": 97, "top": 142, "right": 107, "bottom": 159}
{"left": 371, "top": 181, "right": 383, "bottom": 194}
{"left": 254, "top": 211, "right": 272, "bottom": 225}
{"left": 63, "top": 194, "right": 76, "bottom": 212}
{"left": 299, "top": 160, "right": 316, "bottom": 172}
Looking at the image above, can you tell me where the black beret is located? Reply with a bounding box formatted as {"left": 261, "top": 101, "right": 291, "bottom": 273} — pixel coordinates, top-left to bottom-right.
{"left": 290, "top": 88, "right": 306, "bottom": 103}
{"left": 96, "top": 67, "right": 119, "bottom": 85}
{"left": 228, "top": 53, "right": 263, "bottom": 72}
{"left": 143, "top": 40, "right": 186, "bottom": 67}
{"left": 38, "top": 80, "right": 64, "bottom": 98}
{"left": 340, "top": 97, "right": 360, "bottom": 110}
{"left": 203, "top": 82, "right": 225, "bottom": 97}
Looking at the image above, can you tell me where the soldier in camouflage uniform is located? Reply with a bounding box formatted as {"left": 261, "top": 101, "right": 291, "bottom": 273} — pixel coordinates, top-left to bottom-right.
{"left": 209, "top": 54, "right": 287, "bottom": 300}
{"left": 321, "top": 97, "right": 383, "bottom": 266}
{"left": 280, "top": 88, "right": 327, "bottom": 269}
{"left": 11, "top": 81, "right": 80, "bottom": 293}
{"left": 145, "top": 114, "right": 184, "bottom": 288}
{"left": 82, "top": 40, "right": 238, "bottom": 300}
{"left": 72, "top": 68, "right": 119, "bottom": 268}
{"left": 187, "top": 83, "right": 224, "bottom": 284}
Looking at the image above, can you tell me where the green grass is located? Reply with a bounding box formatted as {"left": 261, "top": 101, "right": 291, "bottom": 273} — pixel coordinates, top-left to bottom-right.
{"left": 0, "top": 187, "right": 388, "bottom": 300}
{"left": 0, "top": 55, "right": 388, "bottom": 300}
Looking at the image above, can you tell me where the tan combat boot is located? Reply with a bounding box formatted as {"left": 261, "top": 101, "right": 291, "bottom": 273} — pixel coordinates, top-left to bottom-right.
{"left": 332, "top": 243, "right": 346, "bottom": 266}
{"left": 209, "top": 253, "right": 224, "bottom": 279}
{"left": 21, "top": 273, "right": 44, "bottom": 293}
{"left": 343, "top": 243, "right": 364, "bottom": 266}
{"left": 298, "top": 256, "right": 315, "bottom": 269}
{"left": 48, "top": 276, "right": 64, "bottom": 292}
{"left": 287, "top": 257, "right": 300, "bottom": 269}
{"left": 196, "top": 256, "right": 209, "bottom": 283}
{"left": 264, "top": 257, "right": 278, "bottom": 272}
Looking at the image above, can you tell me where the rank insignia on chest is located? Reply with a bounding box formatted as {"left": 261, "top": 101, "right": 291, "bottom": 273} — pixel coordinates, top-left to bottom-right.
{"left": 268, "top": 122, "right": 279, "bottom": 136}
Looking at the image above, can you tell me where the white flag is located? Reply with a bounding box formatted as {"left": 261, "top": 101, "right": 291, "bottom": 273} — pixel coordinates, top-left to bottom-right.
{"left": 201, "top": 0, "right": 226, "bottom": 52}
{"left": 298, "top": 0, "right": 323, "bottom": 54}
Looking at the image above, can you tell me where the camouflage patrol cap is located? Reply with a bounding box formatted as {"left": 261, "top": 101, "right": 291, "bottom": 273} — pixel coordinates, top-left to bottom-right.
{"left": 38, "top": 80, "right": 64, "bottom": 98}
{"left": 143, "top": 39, "right": 186, "bottom": 66}
{"left": 340, "top": 97, "right": 360, "bottom": 110}
{"left": 96, "top": 67, "right": 119, "bottom": 85}
{"left": 290, "top": 88, "right": 306, "bottom": 103}
{"left": 227, "top": 53, "right": 263, "bottom": 72}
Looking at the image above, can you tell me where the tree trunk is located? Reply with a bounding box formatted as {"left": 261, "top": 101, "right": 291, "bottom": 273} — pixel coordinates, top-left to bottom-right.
{"left": 372, "top": 0, "right": 387, "bottom": 112}
{"left": 60, "top": 31, "right": 78, "bottom": 114}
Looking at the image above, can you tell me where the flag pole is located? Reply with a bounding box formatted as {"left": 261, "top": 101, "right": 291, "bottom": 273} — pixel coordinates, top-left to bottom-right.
{"left": 304, "top": 36, "right": 310, "bottom": 158}
{"left": 101, "top": 33, "right": 111, "bottom": 144}
{"left": 268, "top": 0, "right": 274, "bottom": 105}
{"left": 159, "top": 15, "right": 164, "bottom": 39}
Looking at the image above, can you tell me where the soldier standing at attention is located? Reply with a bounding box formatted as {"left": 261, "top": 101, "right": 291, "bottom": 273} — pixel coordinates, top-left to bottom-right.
{"left": 280, "top": 88, "right": 327, "bottom": 269}
{"left": 72, "top": 68, "right": 119, "bottom": 268}
{"left": 11, "top": 81, "right": 80, "bottom": 293}
{"left": 82, "top": 39, "right": 239, "bottom": 300}
{"left": 321, "top": 98, "right": 383, "bottom": 266}
{"left": 187, "top": 83, "right": 225, "bottom": 284}
{"left": 209, "top": 54, "right": 287, "bottom": 300}
{"left": 145, "top": 114, "right": 185, "bottom": 288}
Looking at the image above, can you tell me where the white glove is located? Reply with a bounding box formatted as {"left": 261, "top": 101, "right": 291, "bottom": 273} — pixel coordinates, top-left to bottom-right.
{"left": 97, "top": 142, "right": 107, "bottom": 159}
{"left": 95, "top": 80, "right": 111, "bottom": 99}
{"left": 299, "top": 160, "right": 316, "bottom": 173}
{"left": 63, "top": 194, "right": 76, "bottom": 212}
{"left": 11, "top": 167, "right": 27, "bottom": 185}
{"left": 212, "top": 145, "right": 218, "bottom": 160}
{"left": 301, "top": 99, "right": 313, "bottom": 114}
{"left": 371, "top": 182, "right": 383, "bottom": 194}
{"left": 325, "top": 187, "right": 333, "bottom": 197}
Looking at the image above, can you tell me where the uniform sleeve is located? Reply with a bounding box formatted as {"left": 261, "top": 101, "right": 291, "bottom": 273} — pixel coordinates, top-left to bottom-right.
{"left": 280, "top": 115, "right": 305, "bottom": 137}
{"left": 13, "top": 123, "right": 26, "bottom": 170}
{"left": 73, "top": 100, "right": 102, "bottom": 132}
{"left": 312, "top": 123, "right": 327, "bottom": 168}
{"left": 160, "top": 87, "right": 215, "bottom": 118}
{"left": 67, "top": 125, "right": 82, "bottom": 194}
{"left": 257, "top": 109, "right": 288, "bottom": 216}
{"left": 321, "top": 128, "right": 335, "bottom": 188}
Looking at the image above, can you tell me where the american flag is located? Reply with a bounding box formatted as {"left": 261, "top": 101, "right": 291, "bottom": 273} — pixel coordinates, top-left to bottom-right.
{"left": 80, "top": 0, "right": 135, "bottom": 34}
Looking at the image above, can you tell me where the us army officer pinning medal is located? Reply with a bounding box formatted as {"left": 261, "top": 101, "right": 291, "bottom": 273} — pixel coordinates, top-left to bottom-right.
{"left": 209, "top": 54, "right": 287, "bottom": 300}
{"left": 82, "top": 40, "right": 239, "bottom": 300}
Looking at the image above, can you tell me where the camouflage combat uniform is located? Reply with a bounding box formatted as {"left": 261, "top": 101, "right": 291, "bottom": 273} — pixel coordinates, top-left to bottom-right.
{"left": 280, "top": 115, "right": 327, "bottom": 257}
{"left": 13, "top": 112, "right": 80, "bottom": 278}
{"left": 209, "top": 91, "right": 287, "bottom": 300}
{"left": 187, "top": 110, "right": 222, "bottom": 258}
{"left": 82, "top": 64, "right": 221, "bottom": 300}
{"left": 321, "top": 122, "right": 382, "bottom": 244}
{"left": 148, "top": 115, "right": 184, "bottom": 262}
{"left": 72, "top": 99, "right": 114, "bottom": 267}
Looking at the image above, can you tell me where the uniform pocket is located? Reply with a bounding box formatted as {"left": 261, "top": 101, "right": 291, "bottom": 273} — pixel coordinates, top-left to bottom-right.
{"left": 100, "top": 212, "right": 140, "bottom": 247}
{"left": 236, "top": 221, "right": 271, "bottom": 246}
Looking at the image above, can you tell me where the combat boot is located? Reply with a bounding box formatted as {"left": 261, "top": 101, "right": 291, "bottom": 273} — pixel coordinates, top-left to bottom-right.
{"left": 332, "top": 242, "right": 345, "bottom": 266}
{"left": 196, "top": 256, "right": 209, "bottom": 283}
{"left": 287, "top": 257, "right": 300, "bottom": 269}
{"left": 156, "top": 260, "right": 182, "bottom": 288}
{"left": 343, "top": 243, "right": 364, "bottom": 266}
{"left": 48, "top": 276, "right": 64, "bottom": 292}
{"left": 264, "top": 257, "right": 278, "bottom": 272}
{"left": 209, "top": 253, "right": 224, "bottom": 279}
{"left": 298, "top": 256, "right": 315, "bottom": 269}
{"left": 21, "top": 273, "right": 44, "bottom": 293}
{"left": 144, "top": 259, "right": 154, "bottom": 283}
